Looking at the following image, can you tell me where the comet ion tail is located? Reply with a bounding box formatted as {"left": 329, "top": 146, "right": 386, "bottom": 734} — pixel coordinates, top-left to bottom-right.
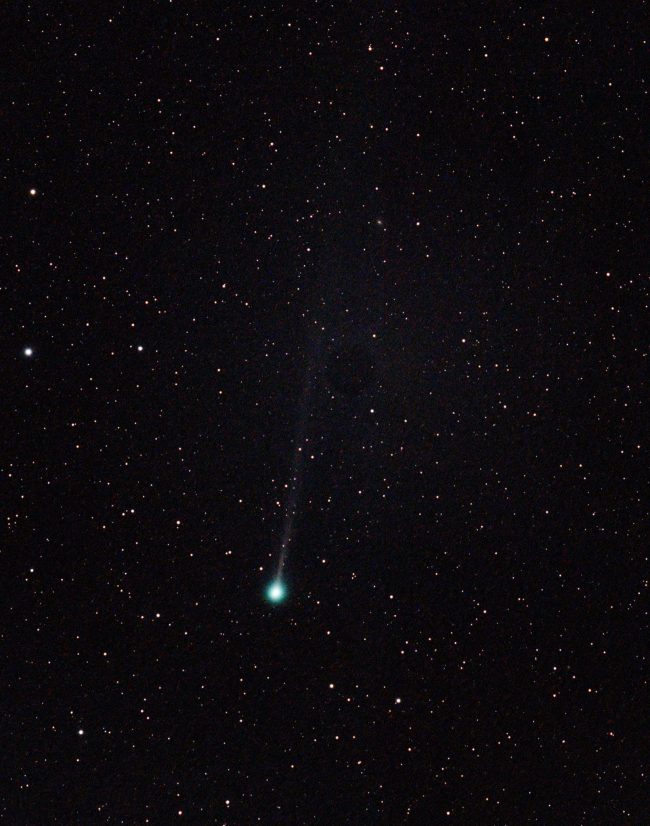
{"left": 266, "top": 580, "right": 287, "bottom": 604}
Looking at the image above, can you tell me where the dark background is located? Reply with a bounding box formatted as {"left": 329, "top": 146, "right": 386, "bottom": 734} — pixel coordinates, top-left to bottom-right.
{"left": 3, "top": 2, "right": 647, "bottom": 823}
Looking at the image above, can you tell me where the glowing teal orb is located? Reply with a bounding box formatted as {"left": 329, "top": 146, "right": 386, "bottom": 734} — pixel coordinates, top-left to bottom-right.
{"left": 266, "top": 579, "right": 287, "bottom": 604}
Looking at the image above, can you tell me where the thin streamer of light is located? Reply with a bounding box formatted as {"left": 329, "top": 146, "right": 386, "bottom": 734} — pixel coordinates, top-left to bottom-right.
{"left": 275, "top": 366, "right": 313, "bottom": 581}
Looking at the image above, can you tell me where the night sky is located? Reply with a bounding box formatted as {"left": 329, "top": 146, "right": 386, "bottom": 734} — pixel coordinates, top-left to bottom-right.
{"left": 5, "top": 4, "right": 647, "bottom": 823}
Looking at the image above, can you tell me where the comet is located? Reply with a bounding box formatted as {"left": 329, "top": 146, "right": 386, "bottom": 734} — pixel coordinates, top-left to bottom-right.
{"left": 266, "top": 579, "right": 287, "bottom": 604}
{"left": 265, "top": 346, "right": 316, "bottom": 604}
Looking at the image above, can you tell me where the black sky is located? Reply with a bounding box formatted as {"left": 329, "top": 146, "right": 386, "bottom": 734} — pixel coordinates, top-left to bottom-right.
{"left": 4, "top": 3, "right": 647, "bottom": 823}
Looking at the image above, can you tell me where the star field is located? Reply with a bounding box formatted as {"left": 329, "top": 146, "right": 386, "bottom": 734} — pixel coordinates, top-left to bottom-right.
{"left": 4, "top": 4, "right": 647, "bottom": 824}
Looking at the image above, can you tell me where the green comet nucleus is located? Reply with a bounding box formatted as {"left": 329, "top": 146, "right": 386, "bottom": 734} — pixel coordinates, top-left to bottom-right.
{"left": 266, "top": 579, "right": 287, "bottom": 604}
